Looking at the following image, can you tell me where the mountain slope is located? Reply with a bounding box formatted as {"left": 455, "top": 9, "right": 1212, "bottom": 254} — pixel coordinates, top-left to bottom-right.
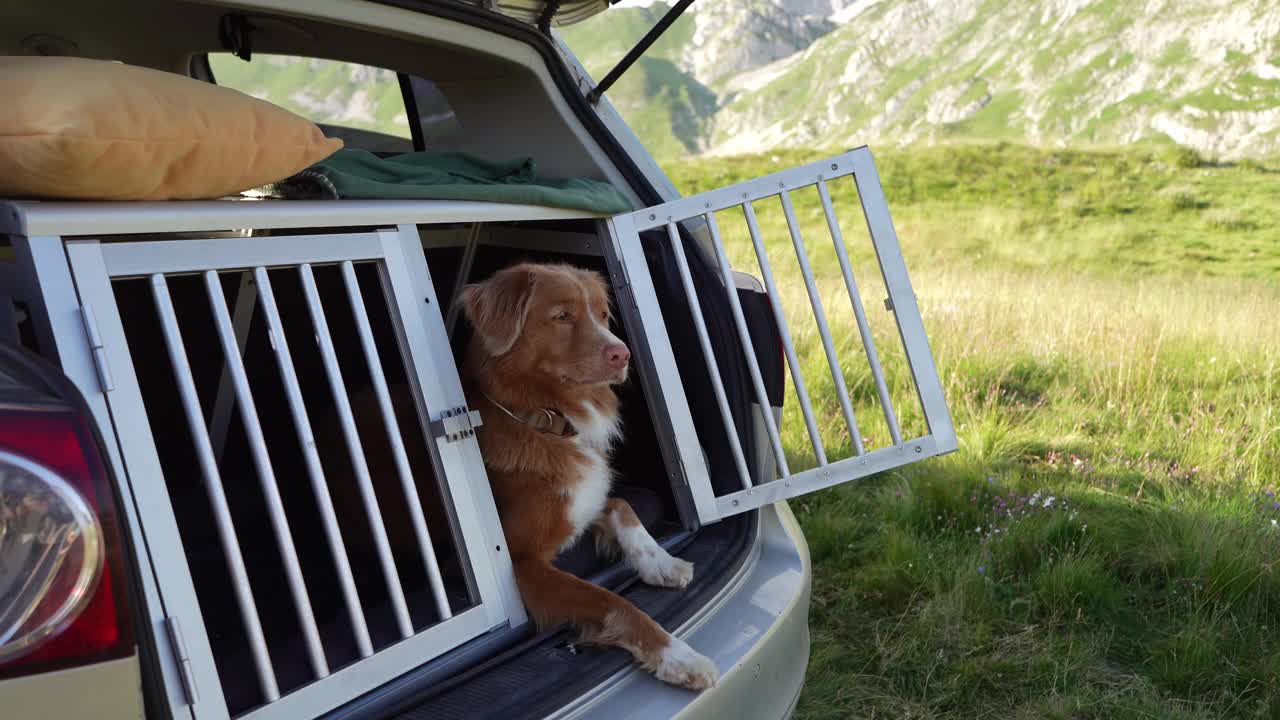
{"left": 561, "top": 0, "right": 1280, "bottom": 160}
{"left": 558, "top": 0, "right": 841, "bottom": 154}
{"left": 210, "top": 54, "right": 410, "bottom": 136}
{"left": 683, "top": 0, "right": 838, "bottom": 85}
{"left": 208, "top": 1, "right": 1280, "bottom": 162}
{"left": 557, "top": 6, "right": 717, "bottom": 154}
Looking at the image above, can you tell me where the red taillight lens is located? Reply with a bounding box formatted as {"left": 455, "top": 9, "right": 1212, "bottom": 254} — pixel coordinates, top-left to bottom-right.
{"left": 0, "top": 411, "right": 133, "bottom": 678}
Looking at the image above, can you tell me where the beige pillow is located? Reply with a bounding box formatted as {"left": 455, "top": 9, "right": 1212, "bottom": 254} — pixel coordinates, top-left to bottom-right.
{"left": 0, "top": 56, "right": 342, "bottom": 201}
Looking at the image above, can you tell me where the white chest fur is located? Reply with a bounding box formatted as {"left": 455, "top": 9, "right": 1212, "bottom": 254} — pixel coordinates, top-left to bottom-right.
{"left": 572, "top": 402, "right": 622, "bottom": 453}
{"left": 559, "top": 401, "right": 621, "bottom": 550}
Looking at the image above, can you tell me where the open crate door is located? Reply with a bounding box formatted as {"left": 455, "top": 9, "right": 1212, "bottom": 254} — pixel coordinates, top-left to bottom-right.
{"left": 605, "top": 147, "right": 957, "bottom": 525}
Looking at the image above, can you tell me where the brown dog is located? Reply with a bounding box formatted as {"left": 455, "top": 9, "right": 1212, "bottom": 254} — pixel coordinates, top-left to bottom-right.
{"left": 460, "top": 262, "right": 718, "bottom": 690}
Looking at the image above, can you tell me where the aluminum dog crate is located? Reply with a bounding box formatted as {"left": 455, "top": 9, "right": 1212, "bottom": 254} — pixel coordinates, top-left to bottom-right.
{"left": 4, "top": 205, "right": 540, "bottom": 720}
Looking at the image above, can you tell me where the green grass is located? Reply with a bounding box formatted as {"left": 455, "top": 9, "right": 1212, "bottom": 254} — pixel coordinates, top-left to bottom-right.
{"left": 557, "top": 0, "right": 1280, "bottom": 161}
{"left": 671, "top": 144, "right": 1280, "bottom": 278}
{"left": 665, "top": 144, "right": 1280, "bottom": 718}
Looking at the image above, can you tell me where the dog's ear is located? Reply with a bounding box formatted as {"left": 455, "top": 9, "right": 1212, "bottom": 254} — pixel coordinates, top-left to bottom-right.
{"left": 462, "top": 267, "right": 536, "bottom": 356}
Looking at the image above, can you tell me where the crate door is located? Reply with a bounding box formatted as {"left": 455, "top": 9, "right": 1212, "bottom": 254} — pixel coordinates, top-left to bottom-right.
{"left": 63, "top": 227, "right": 521, "bottom": 720}
{"left": 606, "top": 147, "right": 957, "bottom": 525}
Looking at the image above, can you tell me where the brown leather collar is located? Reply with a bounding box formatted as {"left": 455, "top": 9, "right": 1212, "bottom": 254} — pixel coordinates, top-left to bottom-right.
{"left": 479, "top": 392, "right": 578, "bottom": 438}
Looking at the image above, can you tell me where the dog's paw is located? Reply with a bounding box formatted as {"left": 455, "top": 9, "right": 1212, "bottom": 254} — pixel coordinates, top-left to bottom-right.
{"left": 637, "top": 551, "right": 694, "bottom": 589}
{"left": 654, "top": 636, "right": 718, "bottom": 690}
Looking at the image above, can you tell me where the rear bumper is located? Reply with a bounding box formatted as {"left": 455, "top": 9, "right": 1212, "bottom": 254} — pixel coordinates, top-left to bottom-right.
{"left": 552, "top": 502, "right": 812, "bottom": 720}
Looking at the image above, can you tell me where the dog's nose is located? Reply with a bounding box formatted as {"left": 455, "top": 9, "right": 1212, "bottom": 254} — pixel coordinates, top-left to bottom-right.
{"left": 604, "top": 343, "right": 631, "bottom": 369}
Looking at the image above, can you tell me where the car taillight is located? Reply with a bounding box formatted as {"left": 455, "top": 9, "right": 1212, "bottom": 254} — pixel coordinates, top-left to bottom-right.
{"left": 0, "top": 410, "right": 133, "bottom": 678}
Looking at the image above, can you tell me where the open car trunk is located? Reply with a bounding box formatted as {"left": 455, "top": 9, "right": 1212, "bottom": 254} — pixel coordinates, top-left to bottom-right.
{"left": 8, "top": 201, "right": 771, "bottom": 720}
{"left": 4, "top": 147, "right": 953, "bottom": 720}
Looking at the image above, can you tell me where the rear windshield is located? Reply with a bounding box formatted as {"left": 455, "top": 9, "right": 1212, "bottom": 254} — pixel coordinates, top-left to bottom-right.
{"left": 208, "top": 53, "right": 461, "bottom": 152}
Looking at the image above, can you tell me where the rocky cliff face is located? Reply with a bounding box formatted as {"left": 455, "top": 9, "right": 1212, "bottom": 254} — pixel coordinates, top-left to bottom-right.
{"left": 683, "top": 0, "right": 835, "bottom": 83}
{"left": 559, "top": 0, "right": 1280, "bottom": 159}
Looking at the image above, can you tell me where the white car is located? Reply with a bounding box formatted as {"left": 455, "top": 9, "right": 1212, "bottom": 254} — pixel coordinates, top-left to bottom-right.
{"left": 0, "top": 1, "right": 955, "bottom": 718}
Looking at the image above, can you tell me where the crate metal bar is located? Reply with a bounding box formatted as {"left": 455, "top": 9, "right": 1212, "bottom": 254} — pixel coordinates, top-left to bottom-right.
{"left": 61, "top": 239, "right": 223, "bottom": 717}
{"left": 203, "top": 270, "right": 329, "bottom": 680}
{"left": 602, "top": 215, "right": 720, "bottom": 525}
{"left": 209, "top": 272, "right": 255, "bottom": 462}
{"left": 702, "top": 213, "right": 789, "bottom": 479}
{"left": 630, "top": 152, "right": 865, "bottom": 232}
{"left": 663, "top": 223, "right": 753, "bottom": 489}
{"left": 717, "top": 436, "right": 939, "bottom": 516}
{"left": 298, "top": 265, "right": 414, "bottom": 639}
{"left": 235, "top": 605, "right": 495, "bottom": 720}
{"left": 340, "top": 261, "right": 453, "bottom": 621}
{"left": 252, "top": 267, "right": 374, "bottom": 658}
{"left": 815, "top": 179, "right": 902, "bottom": 446}
{"left": 149, "top": 274, "right": 280, "bottom": 702}
{"left": 387, "top": 223, "right": 527, "bottom": 628}
{"left": 4, "top": 199, "right": 603, "bottom": 238}
{"left": 849, "top": 151, "right": 956, "bottom": 452}
{"left": 102, "top": 233, "right": 386, "bottom": 278}
{"left": 740, "top": 203, "right": 827, "bottom": 465}
{"left": 778, "top": 190, "right": 865, "bottom": 456}
{"left": 445, "top": 223, "right": 481, "bottom": 338}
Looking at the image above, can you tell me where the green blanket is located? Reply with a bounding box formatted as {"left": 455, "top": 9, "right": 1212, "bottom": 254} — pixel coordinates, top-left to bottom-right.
{"left": 270, "top": 149, "right": 634, "bottom": 214}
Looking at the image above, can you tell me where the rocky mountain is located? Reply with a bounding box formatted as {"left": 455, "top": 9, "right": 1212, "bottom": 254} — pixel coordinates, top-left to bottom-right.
{"left": 558, "top": 0, "right": 1280, "bottom": 159}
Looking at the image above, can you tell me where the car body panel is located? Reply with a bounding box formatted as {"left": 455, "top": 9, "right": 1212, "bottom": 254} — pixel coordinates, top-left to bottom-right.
{"left": 551, "top": 503, "right": 811, "bottom": 720}
{"left": 479, "top": 0, "right": 609, "bottom": 28}
{"left": 3, "top": 656, "right": 145, "bottom": 720}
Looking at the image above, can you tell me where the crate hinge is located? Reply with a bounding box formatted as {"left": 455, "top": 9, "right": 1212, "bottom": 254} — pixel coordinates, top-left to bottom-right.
{"left": 431, "top": 406, "right": 484, "bottom": 444}
{"left": 164, "top": 617, "right": 198, "bottom": 706}
{"left": 79, "top": 304, "right": 114, "bottom": 393}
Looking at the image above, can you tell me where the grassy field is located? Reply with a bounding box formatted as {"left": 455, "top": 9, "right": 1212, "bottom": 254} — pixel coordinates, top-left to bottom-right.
{"left": 666, "top": 144, "right": 1280, "bottom": 718}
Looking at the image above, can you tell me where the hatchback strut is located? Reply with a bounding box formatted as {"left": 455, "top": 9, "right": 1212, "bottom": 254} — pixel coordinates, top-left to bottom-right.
{"left": 585, "top": 0, "right": 696, "bottom": 105}
{"left": 536, "top": 0, "right": 563, "bottom": 33}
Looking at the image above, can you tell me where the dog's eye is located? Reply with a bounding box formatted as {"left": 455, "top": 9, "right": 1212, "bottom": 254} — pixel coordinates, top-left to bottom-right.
{"left": 553, "top": 311, "right": 571, "bottom": 322}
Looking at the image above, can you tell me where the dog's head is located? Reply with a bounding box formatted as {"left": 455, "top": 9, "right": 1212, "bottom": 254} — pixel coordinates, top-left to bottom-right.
{"left": 462, "top": 263, "right": 630, "bottom": 386}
